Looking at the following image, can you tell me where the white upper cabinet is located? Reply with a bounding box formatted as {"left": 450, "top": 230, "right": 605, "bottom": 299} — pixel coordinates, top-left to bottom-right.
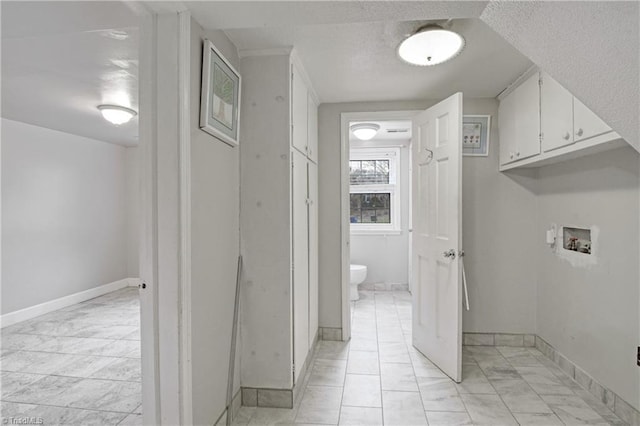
{"left": 307, "top": 95, "right": 318, "bottom": 164}
{"left": 541, "top": 73, "right": 574, "bottom": 152}
{"left": 498, "top": 72, "right": 540, "bottom": 166}
{"left": 573, "top": 97, "right": 611, "bottom": 142}
{"left": 292, "top": 63, "right": 309, "bottom": 155}
{"left": 499, "top": 70, "right": 622, "bottom": 171}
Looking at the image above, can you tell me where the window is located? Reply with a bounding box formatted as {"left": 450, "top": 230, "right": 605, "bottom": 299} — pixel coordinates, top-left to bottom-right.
{"left": 349, "top": 147, "right": 400, "bottom": 234}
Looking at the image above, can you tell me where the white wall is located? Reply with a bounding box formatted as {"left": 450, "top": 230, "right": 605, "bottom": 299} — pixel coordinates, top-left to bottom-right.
{"left": 349, "top": 139, "right": 410, "bottom": 286}
{"left": 1, "top": 118, "right": 129, "bottom": 314}
{"left": 238, "top": 53, "right": 293, "bottom": 389}
{"left": 318, "top": 99, "right": 538, "bottom": 333}
{"left": 188, "top": 20, "right": 242, "bottom": 425}
{"left": 462, "top": 99, "right": 538, "bottom": 333}
{"left": 535, "top": 146, "right": 640, "bottom": 411}
{"left": 125, "top": 147, "right": 139, "bottom": 278}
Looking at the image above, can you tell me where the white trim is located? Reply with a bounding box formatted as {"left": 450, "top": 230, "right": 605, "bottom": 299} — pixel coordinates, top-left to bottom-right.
{"left": 177, "top": 10, "right": 193, "bottom": 426}
{"left": 1, "top": 278, "right": 132, "bottom": 328}
{"left": 340, "top": 110, "right": 421, "bottom": 342}
{"left": 237, "top": 46, "right": 293, "bottom": 58}
{"left": 128, "top": 278, "right": 142, "bottom": 287}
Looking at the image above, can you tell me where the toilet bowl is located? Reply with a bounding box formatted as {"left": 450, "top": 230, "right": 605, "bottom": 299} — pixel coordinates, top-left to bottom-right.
{"left": 350, "top": 264, "right": 367, "bottom": 301}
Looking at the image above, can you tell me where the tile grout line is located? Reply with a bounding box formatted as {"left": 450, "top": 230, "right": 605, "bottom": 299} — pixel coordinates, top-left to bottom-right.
{"left": 337, "top": 298, "right": 356, "bottom": 425}
{"left": 392, "top": 291, "right": 430, "bottom": 426}
{"left": 374, "top": 292, "right": 385, "bottom": 425}
{"left": 0, "top": 399, "right": 139, "bottom": 416}
{"left": 476, "top": 349, "right": 523, "bottom": 425}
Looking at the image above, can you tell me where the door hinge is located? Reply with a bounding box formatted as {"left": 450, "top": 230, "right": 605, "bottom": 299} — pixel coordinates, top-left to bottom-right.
{"left": 292, "top": 363, "right": 296, "bottom": 376}
{"left": 539, "top": 76, "right": 543, "bottom": 86}
{"left": 540, "top": 132, "right": 544, "bottom": 142}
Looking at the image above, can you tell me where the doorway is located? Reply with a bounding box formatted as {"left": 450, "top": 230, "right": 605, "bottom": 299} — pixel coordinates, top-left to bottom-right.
{"left": 340, "top": 111, "right": 419, "bottom": 343}
{"left": 340, "top": 95, "right": 465, "bottom": 382}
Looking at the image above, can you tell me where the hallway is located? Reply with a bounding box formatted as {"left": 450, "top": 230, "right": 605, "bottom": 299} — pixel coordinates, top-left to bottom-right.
{"left": 235, "top": 290, "right": 624, "bottom": 425}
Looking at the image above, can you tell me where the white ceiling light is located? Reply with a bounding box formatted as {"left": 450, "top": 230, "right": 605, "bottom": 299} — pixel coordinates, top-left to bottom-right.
{"left": 97, "top": 104, "right": 137, "bottom": 125}
{"left": 398, "top": 24, "right": 465, "bottom": 66}
{"left": 351, "top": 123, "right": 381, "bottom": 140}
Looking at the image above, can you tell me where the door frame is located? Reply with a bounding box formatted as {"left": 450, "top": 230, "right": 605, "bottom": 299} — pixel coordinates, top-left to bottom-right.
{"left": 339, "top": 110, "right": 421, "bottom": 341}
{"left": 136, "top": 3, "right": 193, "bottom": 424}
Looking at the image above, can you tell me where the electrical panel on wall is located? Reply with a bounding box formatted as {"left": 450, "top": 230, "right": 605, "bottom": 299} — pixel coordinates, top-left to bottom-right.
{"left": 562, "top": 227, "right": 591, "bottom": 255}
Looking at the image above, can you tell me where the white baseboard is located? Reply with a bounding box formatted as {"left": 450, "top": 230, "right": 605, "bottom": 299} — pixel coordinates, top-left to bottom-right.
{"left": 127, "top": 277, "right": 141, "bottom": 287}
{"left": 1, "top": 277, "right": 139, "bottom": 328}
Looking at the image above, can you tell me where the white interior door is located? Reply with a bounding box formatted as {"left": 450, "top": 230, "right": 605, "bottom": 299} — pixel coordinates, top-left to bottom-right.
{"left": 411, "top": 92, "right": 463, "bottom": 382}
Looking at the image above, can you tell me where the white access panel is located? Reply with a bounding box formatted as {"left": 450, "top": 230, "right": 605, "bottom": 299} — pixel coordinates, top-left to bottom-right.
{"left": 308, "top": 161, "right": 319, "bottom": 346}
{"left": 292, "top": 149, "right": 309, "bottom": 383}
{"left": 498, "top": 91, "right": 516, "bottom": 166}
{"left": 514, "top": 73, "right": 541, "bottom": 161}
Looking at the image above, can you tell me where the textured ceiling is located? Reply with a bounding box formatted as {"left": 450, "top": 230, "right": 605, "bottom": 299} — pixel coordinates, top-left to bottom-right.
{"left": 480, "top": 1, "right": 640, "bottom": 152}
{"left": 185, "top": 1, "right": 489, "bottom": 29}
{"left": 221, "top": 17, "right": 532, "bottom": 103}
{"left": 1, "top": 1, "right": 139, "bottom": 146}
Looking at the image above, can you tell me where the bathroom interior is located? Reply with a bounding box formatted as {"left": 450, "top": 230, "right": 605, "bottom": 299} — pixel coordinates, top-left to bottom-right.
{"left": 349, "top": 119, "right": 413, "bottom": 303}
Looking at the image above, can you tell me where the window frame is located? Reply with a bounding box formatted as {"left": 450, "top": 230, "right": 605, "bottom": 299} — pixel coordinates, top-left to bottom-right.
{"left": 349, "top": 147, "right": 401, "bottom": 235}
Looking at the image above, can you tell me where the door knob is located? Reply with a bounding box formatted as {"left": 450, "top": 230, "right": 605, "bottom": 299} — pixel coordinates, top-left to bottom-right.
{"left": 443, "top": 249, "right": 456, "bottom": 259}
{"left": 576, "top": 128, "right": 584, "bottom": 137}
{"left": 563, "top": 132, "right": 571, "bottom": 140}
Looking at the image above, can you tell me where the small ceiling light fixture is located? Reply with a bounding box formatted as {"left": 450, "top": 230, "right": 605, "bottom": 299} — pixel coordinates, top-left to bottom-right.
{"left": 97, "top": 104, "right": 137, "bottom": 125}
{"left": 398, "top": 24, "right": 465, "bottom": 66}
{"left": 351, "top": 123, "right": 381, "bottom": 141}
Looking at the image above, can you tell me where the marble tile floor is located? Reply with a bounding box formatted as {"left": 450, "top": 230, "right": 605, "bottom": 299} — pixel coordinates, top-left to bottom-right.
{"left": 234, "top": 290, "right": 625, "bottom": 426}
{"left": 1, "top": 287, "right": 142, "bottom": 426}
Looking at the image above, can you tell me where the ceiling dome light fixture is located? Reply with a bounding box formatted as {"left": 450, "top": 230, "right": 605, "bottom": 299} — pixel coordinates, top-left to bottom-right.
{"left": 97, "top": 104, "right": 137, "bottom": 125}
{"left": 398, "top": 24, "right": 465, "bottom": 66}
{"left": 350, "top": 123, "right": 381, "bottom": 141}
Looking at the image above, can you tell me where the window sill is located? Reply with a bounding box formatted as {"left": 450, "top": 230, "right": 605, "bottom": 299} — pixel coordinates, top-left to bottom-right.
{"left": 350, "top": 229, "right": 402, "bottom": 236}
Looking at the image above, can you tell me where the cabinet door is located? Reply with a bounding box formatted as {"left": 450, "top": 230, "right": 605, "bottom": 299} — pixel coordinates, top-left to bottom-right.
{"left": 541, "top": 73, "right": 574, "bottom": 152}
{"left": 292, "top": 64, "right": 309, "bottom": 155}
{"left": 513, "top": 73, "right": 541, "bottom": 161}
{"left": 307, "top": 95, "right": 318, "bottom": 163}
{"left": 308, "top": 161, "right": 318, "bottom": 346}
{"left": 292, "top": 150, "right": 309, "bottom": 383}
{"left": 573, "top": 97, "right": 611, "bottom": 142}
{"left": 498, "top": 90, "right": 517, "bottom": 166}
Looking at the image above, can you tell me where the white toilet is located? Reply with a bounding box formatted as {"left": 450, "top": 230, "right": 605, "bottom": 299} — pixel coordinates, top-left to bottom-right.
{"left": 350, "top": 264, "right": 367, "bottom": 301}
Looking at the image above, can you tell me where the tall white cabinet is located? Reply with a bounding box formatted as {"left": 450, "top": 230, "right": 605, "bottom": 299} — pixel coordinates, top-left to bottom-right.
{"left": 239, "top": 52, "right": 319, "bottom": 402}
{"left": 291, "top": 60, "right": 319, "bottom": 383}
